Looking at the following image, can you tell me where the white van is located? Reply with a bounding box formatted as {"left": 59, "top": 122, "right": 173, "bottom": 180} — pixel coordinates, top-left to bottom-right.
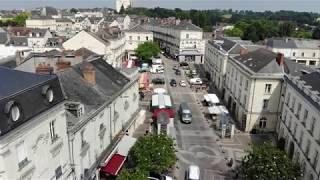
{"left": 187, "top": 165, "right": 200, "bottom": 180}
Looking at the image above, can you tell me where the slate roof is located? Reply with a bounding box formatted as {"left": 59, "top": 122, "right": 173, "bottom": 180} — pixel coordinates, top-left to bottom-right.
{"left": 172, "top": 22, "right": 202, "bottom": 31}
{"left": 0, "top": 67, "right": 55, "bottom": 99}
{"left": 87, "top": 31, "right": 110, "bottom": 46}
{"left": 9, "top": 36, "right": 28, "bottom": 46}
{"left": 0, "top": 28, "right": 8, "bottom": 44}
{"left": 300, "top": 72, "right": 320, "bottom": 93}
{"left": 125, "top": 24, "right": 150, "bottom": 33}
{"left": 283, "top": 59, "right": 315, "bottom": 77}
{"left": 56, "top": 18, "right": 73, "bottom": 23}
{"left": 266, "top": 38, "right": 320, "bottom": 49}
{"left": 57, "top": 58, "right": 130, "bottom": 116}
{"left": 234, "top": 48, "right": 283, "bottom": 73}
{"left": 88, "top": 17, "right": 103, "bottom": 24}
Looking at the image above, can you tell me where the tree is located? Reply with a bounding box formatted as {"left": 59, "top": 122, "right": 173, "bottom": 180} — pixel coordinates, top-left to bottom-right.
{"left": 312, "top": 26, "right": 320, "bottom": 39}
{"left": 117, "top": 169, "right": 148, "bottom": 180}
{"left": 224, "top": 27, "right": 244, "bottom": 37}
{"left": 243, "top": 25, "right": 259, "bottom": 42}
{"left": 130, "top": 134, "right": 176, "bottom": 174}
{"left": 119, "top": 5, "right": 126, "bottom": 14}
{"left": 279, "top": 22, "right": 295, "bottom": 37}
{"left": 237, "top": 142, "right": 302, "bottom": 180}
{"left": 135, "top": 42, "right": 160, "bottom": 60}
{"left": 70, "top": 8, "right": 78, "bottom": 14}
{"left": 13, "top": 12, "right": 31, "bottom": 26}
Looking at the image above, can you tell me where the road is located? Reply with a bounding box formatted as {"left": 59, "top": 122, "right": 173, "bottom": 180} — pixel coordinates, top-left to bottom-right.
{"left": 157, "top": 55, "right": 237, "bottom": 180}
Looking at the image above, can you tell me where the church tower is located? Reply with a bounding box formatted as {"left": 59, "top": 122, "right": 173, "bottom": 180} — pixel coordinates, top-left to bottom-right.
{"left": 116, "top": 0, "right": 132, "bottom": 13}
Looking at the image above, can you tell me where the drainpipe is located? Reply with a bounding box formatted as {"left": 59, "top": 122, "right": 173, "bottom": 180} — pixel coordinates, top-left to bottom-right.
{"left": 248, "top": 79, "right": 256, "bottom": 132}
{"left": 276, "top": 79, "right": 284, "bottom": 134}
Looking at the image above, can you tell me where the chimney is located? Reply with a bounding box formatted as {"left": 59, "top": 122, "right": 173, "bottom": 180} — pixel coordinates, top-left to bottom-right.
{"left": 36, "top": 63, "right": 54, "bottom": 75}
{"left": 276, "top": 53, "right": 284, "bottom": 66}
{"left": 82, "top": 63, "right": 96, "bottom": 85}
{"left": 56, "top": 59, "right": 71, "bottom": 71}
{"left": 240, "top": 48, "right": 248, "bottom": 56}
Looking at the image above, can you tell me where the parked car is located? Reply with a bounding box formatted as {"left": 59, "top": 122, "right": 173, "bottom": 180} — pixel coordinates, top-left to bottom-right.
{"left": 175, "top": 69, "right": 181, "bottom": 75}
{"left": 179, "top": 80, "right": 187, "bottom": 87}
{"left": 139, "top": 63, "right": 149, "bottom": 72}
{"left": 170, "top": 79, "right": 177, "bottom": 87}
{"left": 189, "top": 78, "right": 202, "bottom": 85}
{"left": 152, "top": 78, "right": 165, "bottom": 84}
{"left": 179, "top": 62, "right": 189, "bottom": 67}
{"left": 173, "top": 65, "right": 179, "bottom": 70}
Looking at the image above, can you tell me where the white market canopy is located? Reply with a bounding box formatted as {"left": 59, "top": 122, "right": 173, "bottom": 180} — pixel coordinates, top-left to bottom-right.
{"left": 153, "top": 88, "right": 167, "bottom": 94}
{"left": 117, "top": 136, "right": 137, "bottom": 156}
{"left": 204, "top": 94, "right": 220, "bottom": 104}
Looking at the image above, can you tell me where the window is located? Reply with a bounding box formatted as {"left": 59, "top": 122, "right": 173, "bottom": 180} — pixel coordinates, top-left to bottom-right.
{"left": 129, "top": 36, "right": 132, "bottom": 41}
{"left": 291, "top": 97, "right": 296, "bottom": 111}
{"left": 314, "top": 150, "right": 319, "bottom": 168}
{"left": 265, "top": 84, "right": 272, "bottom": 93}
{"left": 303, "top": 109, "right": 309, "bottom": 124}
{"left": 10, "top": 105, "right": 21, "bottom": 121}
{"left": 293, "top": 123, "right": 298, "bottom": 138}
{"left": 240, "top": 76, "right": 243, "bottom": 86}
{"left": 245, "top": 80, "right": 249, "bottom": 90}
{"left": 259, "top": 117, "right": 267, "bottom": 128}
{"left": 296, "top": 103, "right": 301, "bottom": 119}
{"left": 186, "top": 34, "right": 189, "bottom": 39}
{"left": 50, "top": 120, "right": 58, "bottom": 143}
{"left": 305, "top": 139, "right": 311, "bottom": 157}
{"left": 301, "top": 52, "right": 304, "bottom": 57}
{"left": 262, "top": 99, "right": 269, "bottom": 110}
{"left": 310, "top": 117, "right": 316, "bottom": 135}
{"left": 243, "top": 94, "right": 247, "bottom": 107}
{"left": 293, "top": 52, "right": 296, "bottom": 56}
{"left": 16, "top": 142, "right": 28, "bottom": 169}
{"left": 286, "top": 93, "right": 291, "bottom": 105}
{"left": 313, "top": 52, "right": 316, "bottom": 57}
{"left": 137, "top": 36, "right": 140, "bottom": 41}
{"left": 124, "top": 100, "right": 129, "bottom": 110}
{"left": 283, "top": 110, "right": 287, "bottom": 121}
{"left": 80, "top": 130, "right": 85, "bottom": 147}
{"left": 146, "top": 36, "right": 149, "bottom": 41}
{"left": 309, "top": 61, "right": 316, "bottom": 66}
{"left": 299, "top": 131, "right": 304, "bottom": 145}
{"left": 55, "top": 166, "right": 62, "bottom": 179}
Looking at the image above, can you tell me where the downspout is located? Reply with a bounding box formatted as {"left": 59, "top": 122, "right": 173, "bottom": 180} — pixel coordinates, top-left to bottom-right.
{"left": 276, "top": 79, "right": 284, "bottom": 133}
{"left": 248, "top": 79, "right": 256, "bottom": 132}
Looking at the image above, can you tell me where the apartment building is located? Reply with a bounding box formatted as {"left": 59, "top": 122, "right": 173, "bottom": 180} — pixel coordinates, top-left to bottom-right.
{"left": 145, "top": 21, "right": 205, "bottom": 63}
{"left": 0, "top": 67, "right": 72, "bottom": 179}
{"left": 266, "top": 38, "right": 320, "bottom": 67}
{"left": 124, "top": 24, "right": 153, "bottom": 59}
{"left": 204, "top": 37, "right": 256, "bottom": 93}
{"left": 26, "top": 16, "right": 57, "bottom": 31}
{"left": 224, "top": 48, "right": 285, "bottom": 132}
{"left": 278, "top": 71, "right": 320, "bottom": 180}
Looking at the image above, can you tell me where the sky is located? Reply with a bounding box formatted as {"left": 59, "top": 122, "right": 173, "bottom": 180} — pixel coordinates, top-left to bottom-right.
{"left": 1, "top": 0, "right": 320, "bottom": 13}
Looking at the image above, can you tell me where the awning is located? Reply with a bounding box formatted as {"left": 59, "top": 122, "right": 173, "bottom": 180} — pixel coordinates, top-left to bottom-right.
{"left": 100, "top": 154, "right": 126, "bottom": 176}
{"left": 117, "top": 136, "right": 137, "bottom": 156}
{"left": 208, "top": 106, "right": 221, "bottom": 115}
{"left": 153, "top": 88, "right": 167, "bottom": 94}
{"left": 152, "top": 108, "right": 174, "bottom": 119}
{"left": 203, "top": 94, "right": 220, "bottom": 104}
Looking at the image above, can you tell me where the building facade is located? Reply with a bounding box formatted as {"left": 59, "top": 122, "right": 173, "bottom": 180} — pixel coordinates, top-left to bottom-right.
{"left": 224, "top": 49, "right": 284, "bottom": 132}
{"left": 0, "top": 67, "right": 72, "bottom": 180}
{"left": 124, "top": 24, "right": 153, "bottom": 59}
{"left": 145, "top": 22, "right": 205, "bottom": 63}
{"left": 266, "top": 38, "right": 320, "bottom": 67}
{"left": 278, "top": 72, "right": 320, "bottom": 180}
{"left": 26, "top": 17, "right": 57, "bottom": 31}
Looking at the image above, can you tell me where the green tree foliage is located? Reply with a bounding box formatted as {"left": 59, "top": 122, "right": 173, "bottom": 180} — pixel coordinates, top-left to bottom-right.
{"left": 13, "top": 12, "right": 31, "bottom": 26}
{"left": 119, "top": 5, "right": 126, "bottom": 14}
{"left": 135, "top": 42, "right": 160, "bottom": 60}
{"left": 117, "top": 169, "right": 148, "bottom": 180}
{"left": 312, "top": 26, "right": 320, "bottom": 39}
{"left": 293, "top": 31, "right": 312, "bottom": 39}
{"left": 279, "top": 22, "right": 295, "bottom": 37}
{"left": 130, "top": 134, "right": 176, "bottom": 174}
{"left": 70, "top": 8, "right": 79, "bottom": 14}
{"left": 238, "top": 142, "right": 302, "bottom": 180}
{"left": 224, "top": 27, "right": 243, "bottom": 37}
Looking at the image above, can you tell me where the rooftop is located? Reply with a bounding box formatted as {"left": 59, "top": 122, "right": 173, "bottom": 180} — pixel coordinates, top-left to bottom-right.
{"left": 266, "top": 38, "right": 320, "bottom": 49}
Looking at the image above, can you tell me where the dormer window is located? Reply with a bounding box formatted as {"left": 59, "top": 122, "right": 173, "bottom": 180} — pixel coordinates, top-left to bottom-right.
{"left": 10, "top": 105, "right": 21, "bottom": 121}
{"left": 42, "top": 85, "right": 54, "bottom": 103}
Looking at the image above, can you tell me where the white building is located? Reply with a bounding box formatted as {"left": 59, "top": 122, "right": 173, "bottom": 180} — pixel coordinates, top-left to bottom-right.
{"left": 26, "top": 16, "right": 57, "bottom": 31}
{"left": 56, "top": 18, "right": 74, "bottom": 32}
{"left": 73, "top": 17, "right": 91, "bottom": 32}
{"left": 266, "top": 38, "right": 320, "bottom": 67}
{"left": 56, "top": 58, "right": 141, "bottom": 179}
{"left": 278, "top": 71, "right": 320, "bottom": 180}
{"left": 62, "top": 29, "right": 126, "bottom": 68}
{"left": 27, "top": 29, "right": 53, "bottom": 49}
{"left": 145, "top": 21, "right": 205, "bottom": 63}
{"left": 75, "top": 10, "right": 104, "bottom": 18}
{"left": 204, "top": 37, "right": 256, "bottom": 93}
{"left": 124, "top": 24, "right": 153, "bottom": 59}
{"left": 107, "top": 15, "right": 131, "bottom": 30}
{"left": 116, "top": 0, "right": 132, "bottom": 13}
{"left": 224, "top": 48, "right": 284, "bottom": 132}
{"left": 0, "top": 67, "right": 72, "bottom": 179}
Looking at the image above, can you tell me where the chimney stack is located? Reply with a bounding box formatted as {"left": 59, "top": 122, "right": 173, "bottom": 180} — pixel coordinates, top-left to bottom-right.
{"left": 56, "top": 59, "right": 71, "bottom": 71}
{"left": 82, "top": 63, "right": 96, "bottom": 85}
{"left": 36, "top": 62, "right": 54, "bottom": 75}
{"left": 276, "top": 53, "right": 284, "bottom": 66}
{"left": 240, "top": 48, "right": 248, "bottom": 56}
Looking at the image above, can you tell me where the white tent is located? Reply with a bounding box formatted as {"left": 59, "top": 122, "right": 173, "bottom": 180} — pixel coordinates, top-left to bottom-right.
{"left": 117, "top": 136, "right": 137, "bottom": 156}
